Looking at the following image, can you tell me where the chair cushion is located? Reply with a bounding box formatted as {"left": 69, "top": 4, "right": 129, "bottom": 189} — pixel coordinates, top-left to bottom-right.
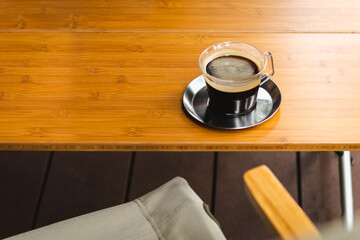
{"left": 6, "top": 177, "right": 226, "bottom": 240}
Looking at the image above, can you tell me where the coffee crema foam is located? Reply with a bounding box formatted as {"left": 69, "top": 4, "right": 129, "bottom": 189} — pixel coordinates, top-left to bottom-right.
{"left": 203, "top": 49, "right": 263, "bottom": 93}
{"left": 206, "top": 56, "right": 258, "bottom": 80}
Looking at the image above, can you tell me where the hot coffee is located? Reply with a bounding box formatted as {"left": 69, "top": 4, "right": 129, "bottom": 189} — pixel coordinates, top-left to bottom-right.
{"left": 206, "top": 55, "right": 259, "bottom": 80}
{"left": 199, "top": 42, "right": 274, "bottom": 115}
{"left": 204, "top": 55, "right": 262, "bottom": 115}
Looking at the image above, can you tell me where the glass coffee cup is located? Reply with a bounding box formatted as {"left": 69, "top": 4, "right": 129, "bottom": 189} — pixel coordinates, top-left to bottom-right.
{"left": 199, "top": 42, "right": 274, "bottom": 115}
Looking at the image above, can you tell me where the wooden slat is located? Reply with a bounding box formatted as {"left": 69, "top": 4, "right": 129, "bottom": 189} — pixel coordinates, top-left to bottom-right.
{"left": 1, "top": 33, "right": 360, "bottom": 151}
{"left": 244, "top": 165, "right": 320, "bottom": 240}
{"left": 300, "top": 152, "right": 360, "bottom": 224}
{"left": 34, "top": 151, "right": 132, "bottom": 228}
{"left": 128, "top": 152, "right": 214, "bottom": 204}
{"left": 352, "top": 152, "right": 360, "bottom": 215}
{"left": 300, "top": 152, "right": 341, "bottom": 223}
{"left": 0, "top": 0, "right": 359, "bottom": 32}
{"left": 215, "top": 152, "right": 297, "bottom": 239}
{"left": 0, "top": 151, "right": 50, "bottom": 238}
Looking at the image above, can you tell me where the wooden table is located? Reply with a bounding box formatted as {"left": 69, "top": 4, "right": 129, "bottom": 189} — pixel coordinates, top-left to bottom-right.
{"left": 1, "top": 1, "right": 360, "bottom": 238}
{"left": 1, "top": 0, "right": 360, "bottom": 151}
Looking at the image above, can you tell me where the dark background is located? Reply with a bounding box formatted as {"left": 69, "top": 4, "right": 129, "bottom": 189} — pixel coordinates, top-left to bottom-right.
{"left": 1, "top": 151, "right": 359, "bottom": 239}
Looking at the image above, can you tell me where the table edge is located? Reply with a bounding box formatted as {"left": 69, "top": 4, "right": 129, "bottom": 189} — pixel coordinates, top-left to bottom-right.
{"left": 0, "top": 143, "right": 359, "bottom": 151}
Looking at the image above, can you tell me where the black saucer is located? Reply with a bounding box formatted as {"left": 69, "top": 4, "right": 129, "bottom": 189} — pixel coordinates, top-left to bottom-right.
{"left": 182, "top": 75, "right": 281, "bottom": 130}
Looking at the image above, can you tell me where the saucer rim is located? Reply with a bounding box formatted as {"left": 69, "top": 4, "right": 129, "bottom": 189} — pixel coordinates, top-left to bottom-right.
{"left": 182, "top": 75, "right": 282, "bottom": 130}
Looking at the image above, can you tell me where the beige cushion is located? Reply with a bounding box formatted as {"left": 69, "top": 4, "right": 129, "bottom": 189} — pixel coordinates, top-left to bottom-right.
{"left": 6, "top": 177, "right": 226, "bottom": 240}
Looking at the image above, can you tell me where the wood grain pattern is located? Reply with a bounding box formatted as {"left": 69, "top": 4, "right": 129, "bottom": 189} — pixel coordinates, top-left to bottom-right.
{"left": 214, "top": 152, "right": 297, "bottom": 239}
{"left": 0, "top": 0, "right": 359, "bottom": 32}
{"left": 0, "top": 151, "right": 50, "bottom": 239}
{"left": 1, "top": 33, "right": 360, "bottom": 151}
{"left": 35, "top": 151, "right": 132, "bottom": 228}
{"left": 128, "top": 152, "right": 214, "bottom": 204}
{"left": 244, "top": 165, "right": 320, "bottom": 240}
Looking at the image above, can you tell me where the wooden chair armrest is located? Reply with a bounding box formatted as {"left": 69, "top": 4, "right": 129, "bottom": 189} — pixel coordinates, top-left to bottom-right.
{"left": 244, "top": 165, "right": 321, "bottom": 240}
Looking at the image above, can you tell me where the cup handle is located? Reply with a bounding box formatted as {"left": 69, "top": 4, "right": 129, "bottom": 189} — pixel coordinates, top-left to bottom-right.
{"left": 260, "top": 51, "right": 275, "bottom": 86}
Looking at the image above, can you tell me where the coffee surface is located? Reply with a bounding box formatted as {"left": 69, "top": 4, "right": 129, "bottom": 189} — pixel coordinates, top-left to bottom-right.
{"left": 206, "top": 55, "right": 259, "bottom": 80}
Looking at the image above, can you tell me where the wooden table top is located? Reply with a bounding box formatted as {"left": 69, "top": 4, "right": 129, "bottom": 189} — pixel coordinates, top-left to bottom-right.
{"left": 1, "top": 0, "right": 360, "bottom": 151}
{"left": 1, "top": 0, "right": 360, "bottom": 33}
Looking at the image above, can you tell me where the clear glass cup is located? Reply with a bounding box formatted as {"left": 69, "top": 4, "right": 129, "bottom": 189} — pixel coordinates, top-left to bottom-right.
{"left": 199, "top": 42, "right": 274, "bottom": 115}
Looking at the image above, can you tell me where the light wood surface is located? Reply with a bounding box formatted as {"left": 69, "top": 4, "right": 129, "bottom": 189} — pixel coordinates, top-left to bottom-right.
{"left": 244, "top": 165, "right": 321, "bottom": 239}
{"left": 1, "top": 0, "right": 360, "bottom": 150}
{"left": 1, "top": 0, "right": 360, "bottom": 32}
{"left": 1, "top": 33, "right": 360, "bottom": 151}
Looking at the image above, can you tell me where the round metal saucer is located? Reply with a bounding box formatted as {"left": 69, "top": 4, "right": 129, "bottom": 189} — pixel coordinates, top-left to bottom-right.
{"left": 182, "top": 75, "right": 281, "bottom": 130}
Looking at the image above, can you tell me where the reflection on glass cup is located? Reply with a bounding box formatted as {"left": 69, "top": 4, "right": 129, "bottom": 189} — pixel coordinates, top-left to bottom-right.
{"left": 199, "top": 42, "right": 274, "bottom": 115}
